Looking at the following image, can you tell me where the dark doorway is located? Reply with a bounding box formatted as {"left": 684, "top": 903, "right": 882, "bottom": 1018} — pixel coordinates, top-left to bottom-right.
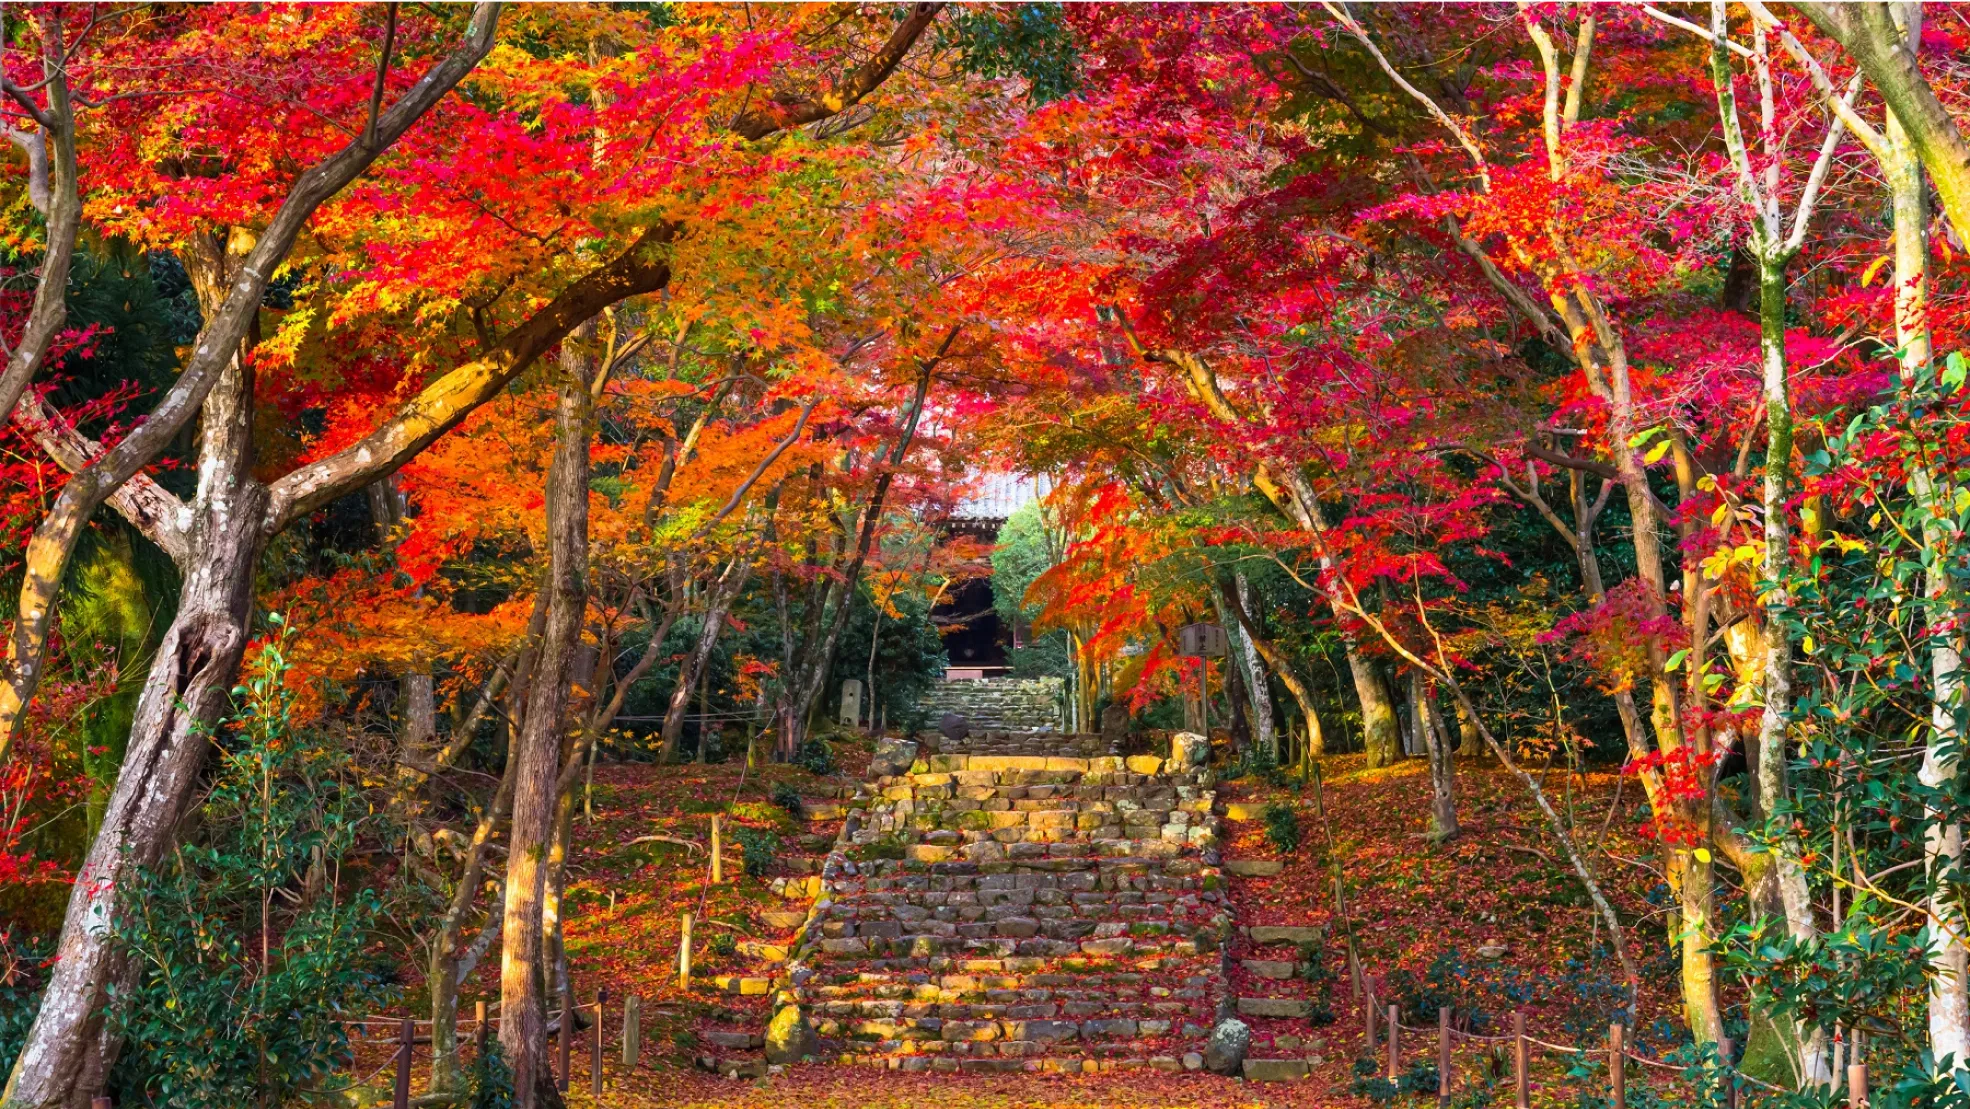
{"left": 934, "top": 577, "right": 1006, "bottom": 670}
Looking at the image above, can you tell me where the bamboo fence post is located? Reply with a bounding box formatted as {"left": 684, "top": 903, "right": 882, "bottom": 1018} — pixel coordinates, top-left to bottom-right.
{"left": 1365, "top": 993, "right": 1378, "bottom": 1057}
{"left": 1849, "top": 1063, "right": 1868, "bottom": 1108}
{"left": 624, "top": 993, "right": 642, "bottom": 1067}
{"left": 679, "top": 912, "right": 694, "bottom": 990}
{"left": 712, "top": 815, "right": 724, "bottom": 885}
{"left": 593, "top": 987, "right": 607, "bottom": 1096}
{"left": 1513, "top": 1011, "right": 1529, "bottom": 1109}
{"left": 1610, "top": 1023, "right": 1625, "bottom": 1109}
{"left": 1438, "top": 1007, "right": 1452, "bottom": 1105}
{"left": 393, "top": 1017, "right": 414, "bottom": 1109}
{"left": 475, "top": 1000, "right": 489, "bottom": 1059}
{"left": 1387, "top": 1003, "right": 1400, "bottom": 1080}
{"left": 558, "top": 980, "right": 574, "bottom": 1092}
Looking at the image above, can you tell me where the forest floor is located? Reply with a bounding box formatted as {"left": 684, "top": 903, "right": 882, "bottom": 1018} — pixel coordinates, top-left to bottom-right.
{"left": 356, "top": 740, "right": 1672, "bottom": 1108}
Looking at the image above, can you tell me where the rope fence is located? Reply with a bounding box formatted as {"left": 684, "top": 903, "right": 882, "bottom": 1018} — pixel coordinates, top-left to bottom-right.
{"left": 1356, "top": 984, "right": 1860, "bottom": 1109}
{"left": 338, "top": 989, "right": 621, "bottom": 1109}
{"left": 332, "top": 813, "right": 739, "bottom": 1109}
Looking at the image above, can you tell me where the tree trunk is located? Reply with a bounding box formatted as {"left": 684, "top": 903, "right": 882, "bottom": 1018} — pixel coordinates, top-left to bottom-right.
{"left": 1356, "top": 653, "right": 1400, "bottom": 767}
{"left": 428, "top": 723, "right": 518, "bottom": 1095}
{"left": 1799, "top": 1, "right": 1970, "bottom": 246}
{"left": 1421, "top": 681, "right": 1459, "bottom": 841}
{"left": 1229, "top": 573, "right": 1276, "bottom": 757}
{"left": 659, "top": 559, "right": 751, "bottom": 762}
{"left": 1874, "top": 29, "right": 1970, "bottom": 1064}
{"left": 499, "top": 334, "right": 596, "bottom": 1109}
{"left": 2, "top": 484, "right": 268, "bottom": 1107}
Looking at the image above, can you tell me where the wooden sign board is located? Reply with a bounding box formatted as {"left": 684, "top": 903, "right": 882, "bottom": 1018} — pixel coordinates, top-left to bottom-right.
{"left": 1179, "top": 622, "right": 1228, "bottom": 658}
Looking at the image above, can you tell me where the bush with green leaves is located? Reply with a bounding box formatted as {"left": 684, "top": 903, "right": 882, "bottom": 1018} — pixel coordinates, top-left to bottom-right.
{"left": 0, "top": 932, "right": 48, "bottom": 1080}
{"left": 1298, "top": 939, "right": 1338, "bottom": 1027}
{"left": 1226, "top": 743, "right": 1287, "bottom": 786}
{"left": 107, "top": 619, "right": 396, "bottom": 1108}
{"left": 1351, "top": 1055, "right": 1441, "bottom": 1103}
{"left": 468, "top": 1040, "right": 515, "bottom": 1109}
{"left": 1263, "top": 802, "right": 1303, "bottom": 853}
{"left": 771, "top": 781, "right": 804, "bottom": 815}
{"left": 734, "top": 827, "right": 780, "bottom": 877}
{"left": 793, "top": 738, "right": 834, "bottom": 776}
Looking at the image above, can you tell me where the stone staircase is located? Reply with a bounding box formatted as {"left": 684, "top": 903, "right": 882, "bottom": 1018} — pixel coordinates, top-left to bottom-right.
{"left": 916, "top": 677, "right": 1064, "bottom": 733}
{"left": 758, "top": 731, "right": 1231, "bottom": 1074}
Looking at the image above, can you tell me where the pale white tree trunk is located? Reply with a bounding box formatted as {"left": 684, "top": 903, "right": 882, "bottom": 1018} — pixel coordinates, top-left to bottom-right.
{"left": 1232, "top": 573, "right": 1276, "bottom": 757}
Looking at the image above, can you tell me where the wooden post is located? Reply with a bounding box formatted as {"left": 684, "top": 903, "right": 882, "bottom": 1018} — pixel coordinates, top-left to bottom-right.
{"left": 1513, "top": 1011, "right": 1529, "bottom": 1109}
{"left": 592, "top": 987, "right": 606, "bottom": 1096}
{"left": 1848, "top": 1063, "right": 1868, "bottom": 1108}
{"left": 558, "top": 980, "right": 573, "bottom": 1092}
{"left": 1438, "top": 1007, "right": 1452, "bottom": 1105}
{"left": 394, "top": 1018, "right": 414, "bottom": 1109}
{"left": 624, "top": 993, "right": 642, "bottom": 1068}
{"left": 712, "top": 814, "right": 724, "bottom": 885}
{"left": 1387, "top": 1003, "right": 1400, "bottom": 1080}
{"left": 679, "top": 912, "right": 694, "bottom": 990}
{"left": 475, "top": 1000, "right": 489, "bottom": 1059}
{"left": 92, "top": 1100, "right": 111, "bottom": 1109}
{"left": 1610, "top": 1023, "right": 1626, "bottom": 1109}
{"left": 1365, "top": 992, "right": 1378, "bottom": 1057}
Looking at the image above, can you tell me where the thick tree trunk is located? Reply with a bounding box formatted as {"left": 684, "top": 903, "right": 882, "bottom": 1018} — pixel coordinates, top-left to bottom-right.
{"left": 1355, "top": 653, "right": 1400, "bottom": 767}
{"left": 2, "top": 484, "right": 268, "bottom": 1108}
{"left": 499, "top": 336, "right": 596, "bottom": 1109}
{"left": 1799, "top": 1, "right": 1970, "bottom": 247}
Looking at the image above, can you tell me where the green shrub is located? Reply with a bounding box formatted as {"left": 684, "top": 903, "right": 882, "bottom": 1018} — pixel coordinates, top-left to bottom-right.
{"left": 706, "top": 930, "right": 738, "bottom": 959}
{"left": 794, "top": 738, "right": 834, "bottom": 776}
{"left": 734, "top": 827, "right": 780, "bottom": 877}
{"left": 1298, "top": 939, "right": 1338, "bottom": 1027}
{"left": 108, "top": 620, "right": 397, "bottom": 1108}
{"left": 0, "top": 932, "right": 47, "bottom": 1079}
{"left": 1225, "top": 744, "right": 1286, "bottom": 786}
{"left": 772, "top": 782, "right": 804, "bottom": 814}
{"left": 1263, "top": 802, "right": 1302, "bottom": 853}
{"left": 1351, "top": 1056, "right": 1441, "bottom": 1103}
{"left": 468, "top": 1040, "right": 514, "bottom": 1109}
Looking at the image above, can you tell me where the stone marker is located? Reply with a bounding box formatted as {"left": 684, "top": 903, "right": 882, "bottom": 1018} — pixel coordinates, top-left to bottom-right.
{"left": 839, "top": 679, "right": 863, "bottom": 729}
{"left": 940, "top": 711, "right": 970, "bottom": 743}
{"left": 1101, "top": 702, "right": 1131, "bottom": 747}
{"left": 1204, "top": 1018, "right": 1251, "bottom": 1076}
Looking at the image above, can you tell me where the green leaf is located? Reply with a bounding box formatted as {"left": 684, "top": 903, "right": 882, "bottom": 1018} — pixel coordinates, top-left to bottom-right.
{"left": 1664, "top": 648, "right": 1690, "bottom": 672}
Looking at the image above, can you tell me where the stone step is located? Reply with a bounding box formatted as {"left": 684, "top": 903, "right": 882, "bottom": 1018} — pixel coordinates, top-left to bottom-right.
{"left": 1243, "top": 1058, "right": 1312, "bottom": 1081}
{"left": 760, "top": 729, "right": 1226, "bottom": 1067}
{"left": 1236, "top": 996, "right": 1313, "bottom": 1019}
{"left": 1246, "top": 925, "right": 1326, "bottom": 946}
{"left": 1224, "top": 859, "right": 1282, "bottom": 877}
{"left": 840, "top": 1049, "right": 1197, "bottom": 1074}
